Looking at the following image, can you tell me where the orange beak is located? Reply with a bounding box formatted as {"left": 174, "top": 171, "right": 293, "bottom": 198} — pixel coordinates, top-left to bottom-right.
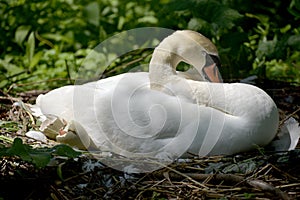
{"left": 203, "top": 63, "right": 223, "bottom": 83}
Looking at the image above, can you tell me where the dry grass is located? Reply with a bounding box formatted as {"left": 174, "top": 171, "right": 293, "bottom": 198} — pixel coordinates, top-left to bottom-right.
{"left": 1, "top": 149, "right": 299, "bottom": 199}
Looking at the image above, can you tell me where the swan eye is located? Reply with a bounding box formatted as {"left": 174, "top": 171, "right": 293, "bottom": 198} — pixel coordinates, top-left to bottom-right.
{"left": 204, "top": 53, "right": 221, "bottom": 68}
{"left": 210, "top": 54, "right": 221, "bottom": 68}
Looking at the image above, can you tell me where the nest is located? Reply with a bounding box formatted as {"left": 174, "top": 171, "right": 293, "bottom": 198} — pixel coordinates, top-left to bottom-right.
{"left": 0, "top": 150, "right": 300, "bottom": 199}
{"left": 0, "top": 81, "right": 300, "bottom": 199}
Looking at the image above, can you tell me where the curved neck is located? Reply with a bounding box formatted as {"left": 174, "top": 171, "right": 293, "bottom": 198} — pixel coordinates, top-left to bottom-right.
{"left": 149, "top": 48, "right": 181, "bottom": 89}
{"left": 149, "top": 32, "right": 207, "bottom": 90}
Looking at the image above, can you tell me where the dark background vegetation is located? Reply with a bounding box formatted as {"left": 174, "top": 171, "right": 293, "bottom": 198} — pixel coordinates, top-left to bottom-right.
{"left": 0, "top": 0, "right": 300, "bottom": 94}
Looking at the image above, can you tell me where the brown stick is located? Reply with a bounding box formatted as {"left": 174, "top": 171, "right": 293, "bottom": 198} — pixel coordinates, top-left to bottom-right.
{"left": 279, "top": 106, "right": 300, "bottom": 126}
{"left": 154, "top": 172, "right": 289, "bottom": 200}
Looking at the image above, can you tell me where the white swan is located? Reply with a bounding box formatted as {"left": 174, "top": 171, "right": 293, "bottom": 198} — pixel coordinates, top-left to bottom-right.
{"left": 31, "top": 30, "right": 279, "bottom": 161}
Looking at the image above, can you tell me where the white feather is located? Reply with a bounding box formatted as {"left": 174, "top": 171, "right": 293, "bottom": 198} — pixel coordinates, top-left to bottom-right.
{"left": 270, "top": 117, "right": 300, "bottom": 151}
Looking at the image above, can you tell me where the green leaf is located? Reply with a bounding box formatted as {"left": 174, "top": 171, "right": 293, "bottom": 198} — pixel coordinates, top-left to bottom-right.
{"left": 26, "top": 32, "right": 35, "bottom": 65}
{"left": 6, "top": 138, "right": 32, "bottom": 162}
{"left": 187, "top": 17, "right": 209, "bottom": 31}
{"left": 117, "top": 16, "right": 125, "bottom": 30}
{"left": 256, "top": 39, "right": 277, "bottom": 59}
{"left": 288, "top": 0, "right": 300, "bottom": 18}
{"left": 0, "top": 56, "right": 24, "bottom": 75}
{"left": 52, "top": 144, "right": 81, "bottom": 158}
{"left": 15, "top": 25, "right": 31, "bottom": 47}
{"left": 0, "top": 138, "right": 81, "bottom": 168}
{"left": 84, "top": 1, "right": 100, "bottom": 27}
{"left": 29, "top": 151, "right": 52, "bottom": 168}
{"left": 0, "top": 135, "right": 14, "bottom": 144}
{"left": 57, "top": 163, "right": 64, "bottom": 180}
{"left": 29, "top": 51, "right": 43, "bottom": 69}
{"left": 137, "top": 16, "right": 158, "bottom": 24}
{"left": 41, "top": 33, "right": 73, "bottom": 44}
{"left": 288, "top": 35, "right": 300, "bottom": 50}
{"left": 0, "top": 120, "right": 20, "bottom": 133}
{"left": 280, "top": 24, "right": 291, "bottom": 33}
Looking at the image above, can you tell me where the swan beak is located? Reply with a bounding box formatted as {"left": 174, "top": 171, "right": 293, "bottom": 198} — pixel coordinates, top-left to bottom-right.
{"left": 203, "top": 64, "right": 223, "bottom": 83}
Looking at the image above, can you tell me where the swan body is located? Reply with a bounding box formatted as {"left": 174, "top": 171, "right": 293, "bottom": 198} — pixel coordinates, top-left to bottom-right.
{"left": 32, "top": 30, "right": 279, "bottom": 160}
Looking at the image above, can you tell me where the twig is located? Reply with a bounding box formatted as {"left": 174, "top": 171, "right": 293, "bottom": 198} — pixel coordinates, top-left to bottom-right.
{"left": 246, "top": 163, "right": 271, "bottom": 180}
{"left": 65, "top": 60, "right": 73, "bottom": 85}
{"left": 162, "top": 165, "right": 210, "bottom": 190}
{"left": 277, "top": 182, "right": 300, "bottom": 189}
{"left": 35, "top": 31, "right": 54, "bottom": 48}
{"left": 279, "top": 106, "right": 300, "bottom": 126}
{"left": 0, "top": 96, "right": 22, "bottom": 102}
{"left": 99, "top": 51, "right": 151, "bottom": 79}
{"left": 269, "top": 163, "right": 298, "bottom": 181}
{"left": 50, "top": 184, "right": 69, "bottom": 200}
{"left": 153, "top": 172, "right": 289, "bottom": 200}
{"left": 247, "top": 179, "right": 289, "bottom": 200}
{"left": 6, "top": 78, "right": 71, "bottom": 90}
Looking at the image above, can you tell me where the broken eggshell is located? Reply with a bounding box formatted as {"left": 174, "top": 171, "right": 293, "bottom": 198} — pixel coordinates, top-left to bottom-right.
{"left": 25, "top": 130, "right": 47, "bottom": 143}
{"left": 40, "top": 117, "right": 96, "bottom": 150}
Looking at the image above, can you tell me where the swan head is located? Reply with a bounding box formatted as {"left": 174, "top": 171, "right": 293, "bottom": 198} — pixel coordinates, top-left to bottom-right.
{"left": 150, "top": 30, "right": 222, "bottom": 89}
{"left": 179, "top": 30, "right": 222, "bottom": 83}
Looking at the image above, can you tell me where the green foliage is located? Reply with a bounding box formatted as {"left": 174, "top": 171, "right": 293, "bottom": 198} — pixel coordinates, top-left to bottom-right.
{"left": 0, "top": 138, "right": 81, "bottom": 168}
{"left": 0, "top": 120, "right": 20, "bottom": 133}
{"left": 0, "top": 0, "right": 299, "bottom": 94}
{"left": 163, "top": 0, "right": 300, "bottom": 82}
{"left": 243, "top": 193, "right": 255, "bottom": 199}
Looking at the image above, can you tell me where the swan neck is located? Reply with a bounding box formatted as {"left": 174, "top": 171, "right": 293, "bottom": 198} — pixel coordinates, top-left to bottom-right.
{"left": 149, "top": 48, "right": 180, "bottom": 89}
{"left": 149, "top": 32, "right": 208, "bottom": 89}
